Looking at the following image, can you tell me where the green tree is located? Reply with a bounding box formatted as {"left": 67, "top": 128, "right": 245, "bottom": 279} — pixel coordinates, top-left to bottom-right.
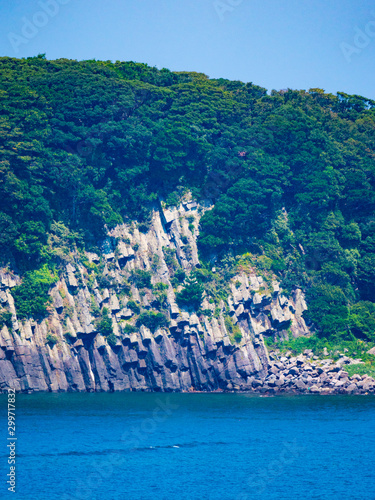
{"left": 349, "top": 302, "right": 375, "bottom": 341}
{"left": 176, "top": 273, "right": 204, "bottom": 309}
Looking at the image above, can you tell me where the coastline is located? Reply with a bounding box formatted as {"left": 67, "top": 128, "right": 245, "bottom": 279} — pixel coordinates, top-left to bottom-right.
{"left": 2, "top": 348, "right": 374, "bottom": 396}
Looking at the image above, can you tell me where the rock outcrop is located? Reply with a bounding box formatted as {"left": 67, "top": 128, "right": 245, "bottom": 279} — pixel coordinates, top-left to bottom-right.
{"left": 257, "top": 351, "right": 375, "bottom": 395}
{"left": 0, "top": 199, "right": 373, "bottom": 394}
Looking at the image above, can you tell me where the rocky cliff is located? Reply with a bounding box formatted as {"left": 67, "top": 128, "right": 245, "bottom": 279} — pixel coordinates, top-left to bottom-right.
{"left": 0, "top": 199, "right": 373, "bottom": 394}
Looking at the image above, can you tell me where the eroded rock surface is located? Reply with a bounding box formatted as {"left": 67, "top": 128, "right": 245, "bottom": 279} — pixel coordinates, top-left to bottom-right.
{"left": 0, "top": 201, "right": 372, "bottom": 394}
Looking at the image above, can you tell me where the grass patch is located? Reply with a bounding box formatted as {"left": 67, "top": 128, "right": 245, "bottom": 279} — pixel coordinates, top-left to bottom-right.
{"left": 224, "top": 316, "right": 242, "bottom": 344}
{"left": 265, "top": 334, "right": 375, "bottom": 363}
{"left": 346, "top": 363, "right": 375, "bottom": 378}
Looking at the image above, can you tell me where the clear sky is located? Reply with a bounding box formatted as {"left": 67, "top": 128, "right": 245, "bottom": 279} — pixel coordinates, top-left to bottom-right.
{"left": 1, "top": 0, "right": 374, "bottom": 99}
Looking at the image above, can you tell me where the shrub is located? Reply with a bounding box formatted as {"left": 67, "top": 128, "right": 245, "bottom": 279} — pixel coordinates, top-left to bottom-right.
{"left": 46, "top": 333, "right": 58, "bottom": 346}
{"left": 0, "top": 310, "right": 12, "bottom": 330}
{"left": 163, "top": 247, "right": 178, "bottom": 270}
{"left": 154, "top": 292, "right": 167, "bottom": 309}
{"left": 118, "top": 279, "right": 131, "bottom": 296}
{"left": 96, "top": 308, "right": 113, "bottom": 336}
{"left": 165, "top": 192, "right": 180, "bottom": 207}
{"left": 64, "top": 305, "right": 74, "bottom": 319}
{"left": 90, "top": 296, "right": 101, "bottom": 317}
{"left": 123, "top": 323, "right": 138, "bottom": 334}
{"left": 271, "top": 258, "right": 286, "bottom": 273}
{"left": 233, "top": 329, "right": 243, "bottom": 343}
{"left": 136, "top": 311, "right": 169, "bottom": 332}
{"left": 153, "top": 282, "right": 168, "bottom": 292}
{"left": 153, "top": 282, "right": 168, "bottom": 308}
{"left": 130, "top": 269, "right": 152, "bottom": 289}
{"left": 170, "top": 277, "right": 179, "bottom": 288}
{"left": 127, "top": 300, "right": 141, "bottom": 314}
{"left": 138, "top": 221, "right": 151, "bottom": 233}
{"left": 11, "top": 265, "right": 58, "bottom": 319}
{"left": 184, "top": 243, "right": 193, "bottom": 259}
{"left": 174, "top": 268, "right": 186, "bottom": 283}
{"left": 200, "top": 309, "right": 212, "bottom": 318}
{"left": 97, "top": 275, "right": 113, "bottom": 289}
{"left": 151, "top": 254, "right": 160, "bottom": 272}
{"left": 214, "top": 307, "right": 221, "bottom": 319}
{"left": 107, "top": 333, "right": 118, "bottom": 347}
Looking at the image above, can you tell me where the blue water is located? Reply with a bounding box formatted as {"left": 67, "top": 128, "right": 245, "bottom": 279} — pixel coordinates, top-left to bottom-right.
{"left": 1, "top": 393, "right": 375, "bottom": 500}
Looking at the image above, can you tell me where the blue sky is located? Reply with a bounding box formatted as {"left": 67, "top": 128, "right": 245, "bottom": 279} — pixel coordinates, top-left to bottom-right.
{"left": 1, "top": 0, "right": 374, "bottom": 98}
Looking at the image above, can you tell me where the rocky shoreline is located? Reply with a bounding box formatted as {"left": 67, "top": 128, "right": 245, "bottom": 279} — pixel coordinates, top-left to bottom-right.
{"left": 240, "top": 350, "right": 375, "bottom": 395}
{"left": 177, "top": 350, "right": 375, "bottom": 396}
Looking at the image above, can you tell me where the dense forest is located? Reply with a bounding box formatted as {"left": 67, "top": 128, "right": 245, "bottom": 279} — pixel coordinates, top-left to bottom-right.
{"left": 1, "top": 54, "right": 375, "bottom": 343}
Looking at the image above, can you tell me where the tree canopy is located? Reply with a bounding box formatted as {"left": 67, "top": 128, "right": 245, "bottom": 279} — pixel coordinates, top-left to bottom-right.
{"left": 1, "top": 55, "right": 375, "bottom": 340}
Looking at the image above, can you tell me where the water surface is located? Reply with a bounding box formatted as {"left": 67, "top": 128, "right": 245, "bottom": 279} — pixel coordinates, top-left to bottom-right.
{"left": 1, "top": 393, "right": 374, "bottom": 500}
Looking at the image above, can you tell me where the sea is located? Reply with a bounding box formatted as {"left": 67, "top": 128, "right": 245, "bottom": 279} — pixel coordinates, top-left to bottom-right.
{"left": 1, "top": 393, "right": 375, "bottom": 500}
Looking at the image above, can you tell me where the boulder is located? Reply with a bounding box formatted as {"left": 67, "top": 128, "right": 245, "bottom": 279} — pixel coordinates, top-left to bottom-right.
{"left": 309, "top": 385, "right": 321, "bottom": 393}
{"left": 294, "top": 379, "right": 307, "bottom": 391}
{"left": 288, "top": 367, "right": 300, "bottom": 376}
{"left": 346, "top": 383, "right": 358, "bottom": 393}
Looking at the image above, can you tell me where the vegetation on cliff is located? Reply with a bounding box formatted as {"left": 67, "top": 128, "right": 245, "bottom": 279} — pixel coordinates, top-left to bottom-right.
{"left": 1, "top": 54, "right": 375, "bottom": 343}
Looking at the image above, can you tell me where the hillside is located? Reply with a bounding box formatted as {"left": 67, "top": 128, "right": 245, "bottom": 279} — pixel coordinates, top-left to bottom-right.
{"left": 0, "top": 55, "right": 374, "bottom": 392}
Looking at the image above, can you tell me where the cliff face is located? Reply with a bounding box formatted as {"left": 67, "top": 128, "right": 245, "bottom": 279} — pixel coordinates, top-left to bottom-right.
{"left": 0, "top": 200, "right": 311, "bottom": 393}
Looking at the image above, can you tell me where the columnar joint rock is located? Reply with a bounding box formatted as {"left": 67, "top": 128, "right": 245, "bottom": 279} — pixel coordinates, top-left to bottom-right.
{"left": 1, "top": 200, "right": 367, "bottom": 394}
